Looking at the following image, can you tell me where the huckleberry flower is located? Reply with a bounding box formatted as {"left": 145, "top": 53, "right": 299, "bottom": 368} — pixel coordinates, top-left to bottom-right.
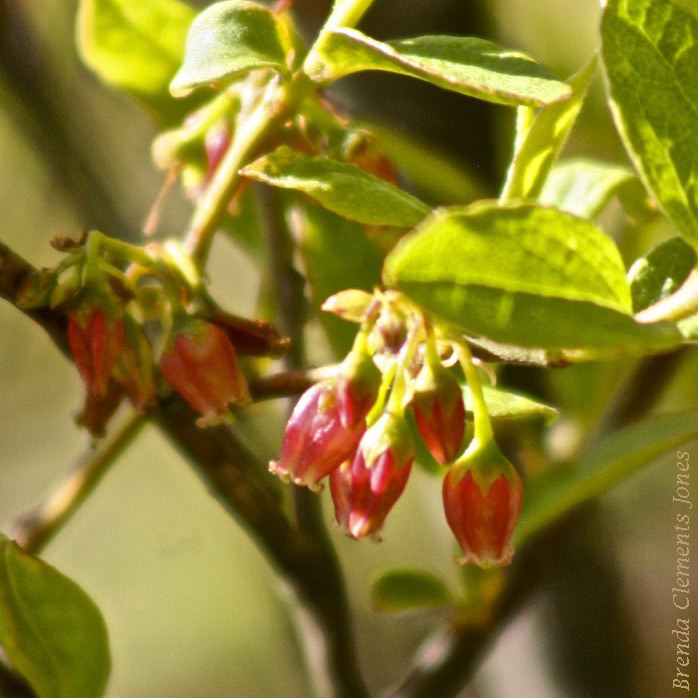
{"left": 335, "top": 342, "right": 381, "bottom": 430}
{"left": 330, "top": 412, "right": 413, "bottom": 539}
{"left": 442, "top": 439, "right": 523, "bottom": 567}
{"left": 411, "top": 361, "right": 465, "bottom": 464}
{"left": 159, "top": 320, "right": 250, "bottom": 427}
{"left": 112, "top": 314, "right": 156, "bottom": 413}
{"left": 67, "top": 306, "right": 124, "bottom": 398}
{"left": 270, "top": 381, "right": 365, "bottom": 490}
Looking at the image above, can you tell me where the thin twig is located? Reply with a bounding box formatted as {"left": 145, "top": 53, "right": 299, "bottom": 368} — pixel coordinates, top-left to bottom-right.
{"left": 11, "top": 412, "right": 145, "bottom": 555}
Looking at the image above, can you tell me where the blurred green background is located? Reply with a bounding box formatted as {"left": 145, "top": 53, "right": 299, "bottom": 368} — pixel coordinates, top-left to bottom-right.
{"left": 1, "top": 1, "right": 696, "bottom": 696}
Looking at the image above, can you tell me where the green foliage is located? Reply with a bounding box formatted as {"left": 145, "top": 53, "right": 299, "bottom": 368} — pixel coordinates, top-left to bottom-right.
{"left": 291, "top": 204, "right": 383, "bottom": 355}
{"left": 475, "top": 386, "right": 558, "bottom": 424}
{"left": 311, "top": 29, "right": 572, "bottom": 106}
{"left": 540, "top": 158, "right": 647, "bottom": 220}
{"left": 170, "top": 0, "right": 291, "bottom": 96}
{"left": 501, "top": 57, "right": 597, "bottom": 201}
{"left": 384, "top": 201, "right": 681, "bottom": 354}
{"left": 371, "top": 570, "right": 453, "bottom": 613}
{"left": 513, "top": 412, "right": 698, "bottom": 545}
{"left": 602, "top": 0, "right": 698, "bottom": 248}
{"left": 629, "top": 236, "right": 697, "bottom": 312}
{"left": 0, "top": 536, "right": 110, "bottom": 698}
{"left": 311, "top": 29, "right": 570, "bottom": 106}
{"left": 76, "top": 0, "right": 195, "bottom": 125}
{"left": 243, "top": 147, "right": 430, "bottom": 227}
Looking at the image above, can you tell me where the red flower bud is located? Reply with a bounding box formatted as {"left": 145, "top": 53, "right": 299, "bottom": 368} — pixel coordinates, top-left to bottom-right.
{"left": 442, "top": 442, "right": 523, "bottom": 567}
{"left": 270, "top": 381, "right": 364, "bottom": 490}
{"left": 159, "top": 321, "right": 250, "bottom": 427}
{"left": 336, "top": 350, "right": 381, "bottom": 429}
{"left": 330, "top": 412, "right": 413, "bottom": 539}
{"left": 68, "top": 308, "right": 124, "bottom": 398}
{"left": 412, "top": 363, "right": 465, "bottom": 464}
{"left": 112, "top": 315, "right": 156, "bottom": 413}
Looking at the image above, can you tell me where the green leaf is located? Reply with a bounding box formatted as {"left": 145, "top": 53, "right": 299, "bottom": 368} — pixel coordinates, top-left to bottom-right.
{"left": 170, "top": 0, "right": 290, "bottom": 96}
{"left": 475, "top": 386, "right": 558, "bottom": 424}
{"left": 243, "top": 146, "right": 430, "bottom": 227}
{"left": 540, "top": 158, "right": 647, "bottom": 220}
{"left": 291, "top": 203, "right": 384, "bottom": 356}
{"left": 513, "top": 411, "right": 698, "bottom": 545}
{"left": 371, "top": 570, "right": 454, "bottom": 613}
{"left": 602, "top": 0, "right": 698, "bottom": 248}
{"left": 501, "top": 57, "right": 596, "bottom": 201}
{"left": 629, "top": 236, "right": 697, "bottom": 312}
{"left": 311, "top": 29, "right": 572, "bottom": 107}
{"left": 77, "top": 0, "right": 195, "bottom": 125}
{"left": 0, "top": 536, "right": 110, "bottom": 698}
{"left": 384, "top": 201, "right": 682, "bottom": 355}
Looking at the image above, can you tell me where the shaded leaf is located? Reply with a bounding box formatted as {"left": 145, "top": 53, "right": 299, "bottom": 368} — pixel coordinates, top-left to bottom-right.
{"left": 243, "top": 146, "right": 430, "bottom": 227}
{"left": 501, "top": 57, "right": 596, "bottom": 201}
{"left": 77, "top": 0, "right": 195, "bottom": 125}
{"left": 170, "top": 0, "right": 289, "bottom": 96}
{"left": 540, "top": 158, "right": 646, "bottom": 220}
{"left": 371, "top": 570, "right": 454, "bottom": 613}
{"left": 513, "top": 412, "right": 698, "bottom": 544}
{"left": 602, "top": 0, "right": 698, "bottom": 247}
{"left": 629, "top": 236, "right": 697, "bottom": 312}
{"left": 311, "top": 29, "right": 572, "bottom": 107}
{"left": 384, "top": 201, "right": 681, "bottom": 355}
{"left": 291, "top": 203, "right": 384, "bottom": 356}
{"left": 0, "top": 536, "right": 110, "bottom": 698}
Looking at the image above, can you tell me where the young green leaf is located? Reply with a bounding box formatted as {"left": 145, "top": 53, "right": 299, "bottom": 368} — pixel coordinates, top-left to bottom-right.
{"left": 170, "top": 0, "right": 290, "bottom": 96}
{"left": 383, "top": 201, "right": 683, "bottom": 355}
{"left": 310, "top": 29, "right": 572, "bottom": 107}
{"left": 513, "top": 411, "right": 698, "bottom": 545}
{"left": 291, "top": 203, "right": 384, "bottom": 356}
{"left": 473, "top": 386, "right": 558, "bottom": 424}
{"left": 500, "top": 57, "right": 597, "bottom": 201}
{"left": 540, "top": 158, "right": 647, "bottom": 220}
{"left": 242, "top": 147, "right": 430, "bottom": 227}
{"left": 77, "top": 0, "right": 195, "bottom": 124}
{"left": 371, "top": 570, "right": 454, "bottom": 613}
{"left": 629, "top": 236, "right": 697, "bottom": 312}
{"left": 0, "top": 536, "right": 110, "bottom": 698}
{"left": 602, "top": 0, "right": 698, "bottom": 248}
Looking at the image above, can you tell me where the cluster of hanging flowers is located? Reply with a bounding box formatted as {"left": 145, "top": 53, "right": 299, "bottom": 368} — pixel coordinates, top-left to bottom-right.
{"left": 270, "top": 290, "right": 523, "bottom": 566}
{"left": 17, "top": 231, "right": 287, "bottom": 435}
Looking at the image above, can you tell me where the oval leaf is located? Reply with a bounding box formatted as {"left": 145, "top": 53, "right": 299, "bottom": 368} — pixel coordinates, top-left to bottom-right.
{"left": 371, "top": 570, "right": 453, "bottom": 613}
{"left": 629, "top": 236, "right": 697, "bottom": 312}
{"left": 602, "top": 0, "right": 698, "bottom": 248}
{"left": 77, "top": 0, "right": 195, "bottom": 124}
{"left": 384, "top": 201, "right": 682, "bottom": 354}
{"left": 0, "top": 536, "right": 110, "bottom": 698}
{"left": 311, "top": 29, "right": 572, "bottom": 107}
{"left": 513, "top": 411, "right": 698, "bottom": 545}
{"left": 170, "top": 0, "right": 289, "bottom": 96}
{"left": 243, "top": 147, "right": 430, "bottom": 227}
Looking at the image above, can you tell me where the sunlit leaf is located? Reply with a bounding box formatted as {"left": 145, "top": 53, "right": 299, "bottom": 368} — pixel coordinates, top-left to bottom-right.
{"left": 77, "top": 0, "right": 195, "bottom": 124}
{"left": 475, "top": 386, "right": 558, "bottom": 424}
{"left": 384, "top": 201, "right": 681, "bottom": 355}
{"left": 243, "top": 147, "right": 430, "bottom": 227}
{"left": 170, "top": 0, "right": 290, "bottom": 96}
{"left": 0, "top": 536, "right": 110, "bottom": 698}
{"left": 501, "top": 57, "right": 596, "bottom": 201}
{"left": 602, "top": 0, "right": 698, "bottom": 248}
{"left": 311, "top": 29, "right": 572, "bottom": 107}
